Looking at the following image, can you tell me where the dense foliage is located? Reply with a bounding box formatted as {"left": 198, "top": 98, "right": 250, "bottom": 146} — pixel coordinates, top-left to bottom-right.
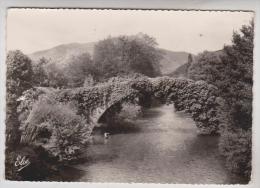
{"left": 93, "top": 33, "right": 162, "bottom": 80}
{"left": 64, "top": 53, "right": 95, "bottom": 87}
{"left": 16, "top": 88, "right": 91, "bottom": 161}
{"left": 31, "top": 57, "right": 68, "bottom": 88}
{"left": 24, "top": 96, "right": 90, "bottom": 161}
{"left": 188, "top": 51, "right": 223, "bottom": 84}
{"left": 187, "top": 21, "right": 254, "bottom": 179}
{"left": 189, "top": 22, "right": 253, "bottom": 130}
{"left": 6, "top": 50, "right": 33, "bottom": 147}
{"left": 32, "top": 58, "right": 50, "bottom": 87}
{"left": 5, "top": 50, "right": 34, "bottom": 180}
{"left": 219, "top": 129, "right": 252, "bottom": 177}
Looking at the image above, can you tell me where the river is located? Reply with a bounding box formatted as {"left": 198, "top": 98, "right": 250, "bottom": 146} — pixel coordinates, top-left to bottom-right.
{"left": 70, "top": 104, "right": 246, "bottom": 184}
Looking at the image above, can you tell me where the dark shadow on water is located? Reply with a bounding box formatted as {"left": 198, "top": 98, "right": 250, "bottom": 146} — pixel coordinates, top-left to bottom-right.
{"left": 55, "top": 151, "right": 119, "bottom": 181}
{"left": 185, "top": 135, "right": 220, "bottom": 157}
{"left": 55, "top": 166, "right": 86, "bottom": 182}
{"left": 179, "top": 135, "right": 249, "bottom": 184}
{"left": 141, "top": 107, "right": 165, "bottom": 119}
{"left": 93, "top": 120, "right": 142, "bottom": 135}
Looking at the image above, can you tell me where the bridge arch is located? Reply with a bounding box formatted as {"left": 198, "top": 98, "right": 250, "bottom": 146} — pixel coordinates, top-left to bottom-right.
{"left": 20, "top": 76, "right": 229, "bottom": 144}
{"left": 70, "top": 76, "right": 229, "bottom": 135}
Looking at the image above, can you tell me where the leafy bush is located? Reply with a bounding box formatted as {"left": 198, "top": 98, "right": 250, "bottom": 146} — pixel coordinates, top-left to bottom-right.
{"left": 219, "top": 129, "right": 251, "bottom": 179}
{"left": 21, "top": 95, "right": 91, "bottom": 161}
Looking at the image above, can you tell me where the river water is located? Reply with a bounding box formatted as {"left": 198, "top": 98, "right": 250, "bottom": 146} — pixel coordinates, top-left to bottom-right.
{"left": 72, "top": 105, "right": 246, "bottom": 184}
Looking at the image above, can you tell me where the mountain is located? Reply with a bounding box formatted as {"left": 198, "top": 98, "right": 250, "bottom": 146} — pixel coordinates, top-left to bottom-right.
{"left": 29, "top": 42, "right": 190, "bottom": 75}
{"left": 29, "top": 42, "right": 95, "bottom": 67}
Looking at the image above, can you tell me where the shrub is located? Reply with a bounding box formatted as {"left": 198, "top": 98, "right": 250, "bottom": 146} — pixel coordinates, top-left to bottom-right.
{"left": 5, "top": 145, "right": 59, "bottom": 181}
{"left": 219, "top": 128, "right": 252, "bottom": 180}
{"left": 21, "top": 95, "right": 91, "bottom": 162}
{"left": 6, "top": 50, "right": 33, "bottom": 147}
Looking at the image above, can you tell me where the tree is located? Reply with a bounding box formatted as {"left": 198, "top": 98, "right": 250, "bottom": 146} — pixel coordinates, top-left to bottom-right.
{"left": 220, "top": 21, "right": 254, "bottom": 180}
{"left": 188, "top": 50, "right": 224, "bottom": 85}
{"left": 45, "top": 63, "right": 68, "bottom": 88}
{"left": 187, "top": 21, "right": 254, "bottom": 179}
{"left": 64, "top": 53, "right": 94, "bottom": 87}
{"left": 220, "top": 21, "right": 254, "bottom": 130}
{"left": 188, "top": 21, "right": 254, "bottom": 130}
{"left": 93, "top": 33, "right": 162, "bottom": 80}
{"left": 187, "top": 53, "right": 193, "bottom": 66}
{"left": 32, "top": 57, "right": 50, "bottom": 87}
{"left": 6, "top": 50, "right": 33, "bottom": 146}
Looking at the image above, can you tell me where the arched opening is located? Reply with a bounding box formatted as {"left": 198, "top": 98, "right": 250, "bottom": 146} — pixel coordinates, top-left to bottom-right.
{"left": 82, "top": 90, "right": 226, "bottom": 184}
{"left": 93, "top": 81, "right": 221, "bottom": 137}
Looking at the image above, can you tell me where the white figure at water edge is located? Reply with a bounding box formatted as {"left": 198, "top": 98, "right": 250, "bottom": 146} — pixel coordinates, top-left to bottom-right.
{"left": 104, "top": 132, "right": 110, "bottom": 139}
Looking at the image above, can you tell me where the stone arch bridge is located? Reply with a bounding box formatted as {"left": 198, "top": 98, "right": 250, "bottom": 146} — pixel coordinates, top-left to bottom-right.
{"left": 20, "top": 76, "right": 229, "bottom": 144}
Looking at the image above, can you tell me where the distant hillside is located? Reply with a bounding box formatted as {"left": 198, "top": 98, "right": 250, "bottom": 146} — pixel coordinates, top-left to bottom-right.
{"left": 29, "top": 42, "right": 95, "bottom": 67}
{"left": 167, "top": 63, "right": 189, "bottom": 78}
{"left": 168, "top": 50, "right": 224, "bottom": 78}
{"left": 158, "top": 49, "right": 190, "bottom": 75}
{"left": 29, "top": 42, "right": 190, "bottom": 75}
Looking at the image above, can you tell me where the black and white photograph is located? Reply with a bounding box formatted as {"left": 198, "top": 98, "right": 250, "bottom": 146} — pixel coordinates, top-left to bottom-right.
{"left": 3, "top": 7, "right": 255, "bottom": 184}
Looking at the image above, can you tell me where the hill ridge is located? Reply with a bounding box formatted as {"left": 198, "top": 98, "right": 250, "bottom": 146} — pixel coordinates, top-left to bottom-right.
{"left": 29, "top": 42, "right": 191, "bottom": 75}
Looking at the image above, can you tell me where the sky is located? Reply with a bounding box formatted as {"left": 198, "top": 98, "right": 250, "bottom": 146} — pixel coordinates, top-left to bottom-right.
{"left": 7, "top": 9, "right": 254, "bottom": 55}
